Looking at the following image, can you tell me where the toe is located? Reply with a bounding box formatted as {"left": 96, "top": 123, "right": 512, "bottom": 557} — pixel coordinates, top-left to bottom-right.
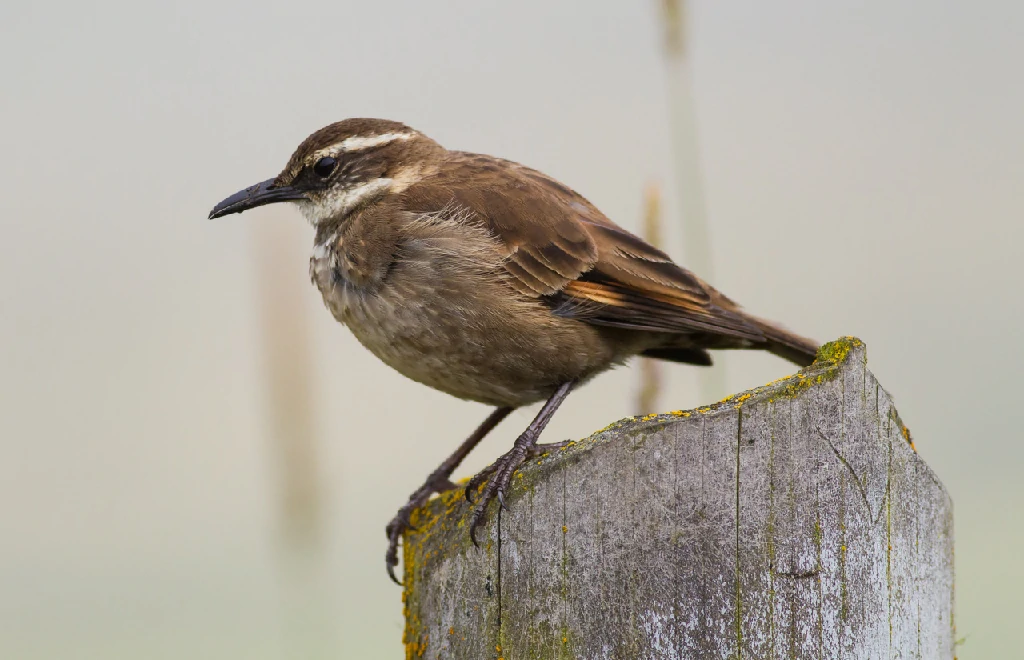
{"left": 465, "top": 463, "right": 497, "bottom": 503}
{"left": 385, "top": 530, "right": 403, "bottom": 585}
{"left": 469, "top": 509, "right": 485, "bottom": 547}
{"left": 386, "top": 561, "right": 402, "bottom": 586}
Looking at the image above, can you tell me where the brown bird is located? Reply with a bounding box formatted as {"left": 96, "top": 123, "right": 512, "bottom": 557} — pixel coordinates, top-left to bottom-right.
{"left": 209, "top": 118, "right": 818, "bottom": 583}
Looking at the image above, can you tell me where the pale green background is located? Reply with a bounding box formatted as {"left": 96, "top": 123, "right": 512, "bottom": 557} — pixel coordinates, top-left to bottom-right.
{"left": 2, "top": 1, "right": 1021, "bottom": 657}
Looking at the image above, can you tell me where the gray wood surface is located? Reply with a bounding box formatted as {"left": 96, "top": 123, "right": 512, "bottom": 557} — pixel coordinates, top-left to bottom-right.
{"left": 402, "top": 338, "right": 955, "bottom": 659}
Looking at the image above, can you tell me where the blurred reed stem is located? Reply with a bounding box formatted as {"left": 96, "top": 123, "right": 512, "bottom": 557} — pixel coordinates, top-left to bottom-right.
{"left": 636, "top": 184, "right": 665, "bottom": 415}
{"left": 252, "top": 216, "right": 322, "bottom": 551}
{"left": 657, "top": 0, "right": 727, "bottom": 402}
{"left": 252, "top": 215, "right": 336, "bottom": 658}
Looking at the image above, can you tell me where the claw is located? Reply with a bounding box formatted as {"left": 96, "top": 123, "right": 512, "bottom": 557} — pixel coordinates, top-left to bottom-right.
{"left": 385, "top": 503, "right": 420, "bottom": 585}
{"left": 385, "top": 530, "right": 403, "bottom": 586}
{"left": 469, "top": 513, "right": 483, "bottom": 548}
{"left": 455, "top": 384, "right": 572, "bottom": 553}
{"left": 464, "top": 446, "right": 533, "bottom": 546}
{"left": 465, "top": 473, "right": 484, "bottom": 503}
{"left": 465, "top": 464, "right": 496, "bottom": 504}
{"left": 386, "top": 559, "right": 402, "bottom": 586}
{"left": 382, "top": 406, "right": 519, "bottom": 584}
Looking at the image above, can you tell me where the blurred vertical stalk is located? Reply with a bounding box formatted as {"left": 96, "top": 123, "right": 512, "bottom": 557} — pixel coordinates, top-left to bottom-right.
{"left": 636, "top": 184, "right": 664, "bottom": 415}
{"left": 252, "top": 214, "right": 321, "bottom": 551}
{"left": 657, "top": 0, "right": 727, "bottom": 402}
{"left": 251, "top": 213, "right": 335, "bottom": 658}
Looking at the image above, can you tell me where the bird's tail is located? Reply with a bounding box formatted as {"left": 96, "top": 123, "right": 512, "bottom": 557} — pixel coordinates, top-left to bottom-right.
{"left": 747, "top": 315, "right": 819, "bottom": 367}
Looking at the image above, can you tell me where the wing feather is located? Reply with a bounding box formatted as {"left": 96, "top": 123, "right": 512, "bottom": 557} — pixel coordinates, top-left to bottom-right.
{"left": 401, "top": 152, "right": 764, "bottom": 342}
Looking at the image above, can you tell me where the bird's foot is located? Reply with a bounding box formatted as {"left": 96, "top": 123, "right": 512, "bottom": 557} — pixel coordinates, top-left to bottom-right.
{"left": 464, "top": 439, "right": 567, "bottom": 545}
{"left": 465, "top": 445, "right": 527, "bottom": 546}
{"left": 385, "top": 473, "right": 457, "bottom": 585}
{"left": 529, "top": 439, "right": 571, "bottom": 456}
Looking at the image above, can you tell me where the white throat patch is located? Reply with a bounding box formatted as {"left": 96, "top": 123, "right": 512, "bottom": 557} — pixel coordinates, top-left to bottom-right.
{"left": 297, "top": 178, "right": 394, "bottom": 226}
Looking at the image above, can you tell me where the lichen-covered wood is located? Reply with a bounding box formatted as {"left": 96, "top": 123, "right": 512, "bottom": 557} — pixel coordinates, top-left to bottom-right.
{"left": 402, "top": 337, "right": 955, "bottom": 659}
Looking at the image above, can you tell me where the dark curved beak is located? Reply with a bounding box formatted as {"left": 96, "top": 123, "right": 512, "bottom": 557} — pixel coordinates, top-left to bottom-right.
{"left": 208, "top": 178, "right": 306, "bottom": 219}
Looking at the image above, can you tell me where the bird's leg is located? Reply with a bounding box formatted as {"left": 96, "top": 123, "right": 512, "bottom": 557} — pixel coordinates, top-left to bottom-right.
{"left": 463, "top": 440, "right": 570, "bottom": 502}
{"left": 466, "top": 381, "right": 576, "bottom": 545}
{"left": 385, "top": 406, "right": 513, "bottom": 585}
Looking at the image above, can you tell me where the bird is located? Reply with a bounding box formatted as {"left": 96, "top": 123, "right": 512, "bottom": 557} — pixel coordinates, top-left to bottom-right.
{"left": 209, "top": 118, "right": 819, "bottom": 584}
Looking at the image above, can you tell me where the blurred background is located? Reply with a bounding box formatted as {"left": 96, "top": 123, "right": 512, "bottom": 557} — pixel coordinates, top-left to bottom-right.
{"left": 2, "top": 1, "right": 1022, "bottom": 657}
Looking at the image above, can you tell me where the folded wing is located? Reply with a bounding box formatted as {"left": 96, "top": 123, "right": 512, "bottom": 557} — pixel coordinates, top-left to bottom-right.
{"left": 404, "top": 152, "right": 767, "bottom": 344}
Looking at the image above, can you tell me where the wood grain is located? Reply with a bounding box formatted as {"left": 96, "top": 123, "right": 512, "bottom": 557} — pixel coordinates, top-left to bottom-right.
{"left": 402, "top": 338, "right": 954, "bottom": 659}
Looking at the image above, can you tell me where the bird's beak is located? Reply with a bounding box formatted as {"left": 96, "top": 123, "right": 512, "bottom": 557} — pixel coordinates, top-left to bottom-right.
{"left": 208, "top": 178, "right": 306, "bottom": 219}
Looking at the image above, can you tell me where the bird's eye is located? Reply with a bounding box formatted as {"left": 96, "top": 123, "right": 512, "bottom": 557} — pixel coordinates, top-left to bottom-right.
{"left": 313, "top": 156, "right": 337, "bottom": 178}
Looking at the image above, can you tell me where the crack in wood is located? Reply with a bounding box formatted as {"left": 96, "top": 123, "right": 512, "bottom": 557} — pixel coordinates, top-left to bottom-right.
{"left": 816, "top": 425, "right": 886, "bottom": 526}
{"left": 403, "top": 339, "right": 953, "bottom": 658}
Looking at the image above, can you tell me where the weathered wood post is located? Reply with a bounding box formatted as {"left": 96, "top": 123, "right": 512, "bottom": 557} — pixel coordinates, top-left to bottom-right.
{"left": 402, "top": 338, "right": 955, "bottom": 659}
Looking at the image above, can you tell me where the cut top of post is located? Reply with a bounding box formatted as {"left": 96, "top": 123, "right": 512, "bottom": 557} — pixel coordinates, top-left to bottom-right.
{"left": 402, "top": 337, "right": 953, "bottom": 660}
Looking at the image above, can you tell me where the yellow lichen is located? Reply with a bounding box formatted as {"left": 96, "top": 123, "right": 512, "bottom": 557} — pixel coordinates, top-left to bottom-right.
{"left": 404, "top": 632, "right": 428, "bottom": 659}
{"left": 402, "top": 337, "right": 870, "bottom": 653}
{"left": 901, "top": 423, "right": 916, "bottom": 451}
{"left": 815, "top": 336, "right": 863, "bottom": 366}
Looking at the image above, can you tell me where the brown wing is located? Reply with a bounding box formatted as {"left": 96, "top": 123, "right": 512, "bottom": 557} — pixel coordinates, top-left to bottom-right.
{"left": 402, "top": 152, "right": 765, "bottom": 342}
{"left": 402, "top": 152, "right": 597, "bottom": 296}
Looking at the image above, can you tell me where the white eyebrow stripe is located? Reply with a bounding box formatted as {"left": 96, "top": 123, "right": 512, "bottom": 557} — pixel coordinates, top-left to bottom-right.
{"left": 336, "top": 132, "right": 415, "bottom": 152}
{"left": 306, "top": 132, "right": 416, "bottom": 165}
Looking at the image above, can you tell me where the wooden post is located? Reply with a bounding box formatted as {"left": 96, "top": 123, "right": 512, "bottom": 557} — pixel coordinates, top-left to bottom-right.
{"left": 402, "top": 338, "right": 955, "bottom": 659}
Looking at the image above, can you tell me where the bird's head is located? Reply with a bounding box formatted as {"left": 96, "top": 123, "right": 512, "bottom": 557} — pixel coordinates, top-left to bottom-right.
{"left": 208, "top": 118, "right": 443, "bottom": 225}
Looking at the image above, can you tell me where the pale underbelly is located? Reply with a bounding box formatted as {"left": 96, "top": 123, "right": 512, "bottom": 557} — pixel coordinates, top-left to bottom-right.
{"left": 312, "top": 271, "right": 618, "bottom": 407}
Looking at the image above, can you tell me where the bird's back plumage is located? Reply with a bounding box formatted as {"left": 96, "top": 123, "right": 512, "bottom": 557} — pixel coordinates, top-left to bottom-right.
{"left": 398, "top": 151, "right": 818, "bottom": 366}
